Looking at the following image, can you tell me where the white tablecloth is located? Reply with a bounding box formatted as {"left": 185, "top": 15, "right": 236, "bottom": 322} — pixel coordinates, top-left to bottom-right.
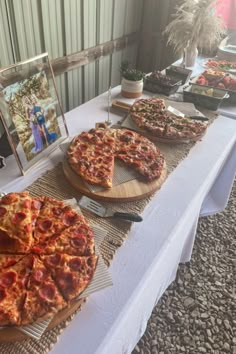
{"left": 1, "top": 87, "right": 236, "bottom": 354}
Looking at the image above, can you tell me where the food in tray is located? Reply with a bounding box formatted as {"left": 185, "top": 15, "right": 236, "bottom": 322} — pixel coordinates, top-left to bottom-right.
{"left": 129, "top": 97, "right": 208, "bottom": 140}
{"left": 145, "top": 71, "right": 182, "bottom": 95}
{"left": 0, "top": 192, "right": 98, "bottom": 326}
{"left": 196, "top": 70, "right": 236, "bottom": 91}
{"left": 191, "top": 87, "right": 217, "bottom": 97}
{"left": 67, "top": 128, "right": 165, "bottom": 188}
{"left": 204, "top": 59, "right": 236, "bottom": 72}
{"left": 147, "top": 71, "right": 181, "bottom": 86}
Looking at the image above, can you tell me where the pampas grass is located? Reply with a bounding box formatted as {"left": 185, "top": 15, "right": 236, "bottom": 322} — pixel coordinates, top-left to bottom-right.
{"left": 163, "top": 0, "right": 226, "bottom": 54}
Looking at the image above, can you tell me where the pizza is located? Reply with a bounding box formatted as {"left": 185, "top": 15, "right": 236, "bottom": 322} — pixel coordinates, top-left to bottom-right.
{"left": 67, "top": 128, "right": 165, "bottom": 188}
{"left": 41, "top": 254, "right": 98, "bottom": 301}
{"left": 129, "top": 97, "right": 208, "bottom": 140}
{"left": 0, "top": 192, "right": 34, "bottom": 253}
{"left": 0, "top": 192, "right": 98, "bottom": 326}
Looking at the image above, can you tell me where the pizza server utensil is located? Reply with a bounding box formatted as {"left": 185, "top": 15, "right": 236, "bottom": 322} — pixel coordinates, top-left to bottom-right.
{"left": 79, "top": 196, "right": 143, "bottom": 222}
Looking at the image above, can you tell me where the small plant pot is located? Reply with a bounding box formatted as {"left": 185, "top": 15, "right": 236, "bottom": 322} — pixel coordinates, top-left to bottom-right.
{"left": 121, "top": 78, "right": 143, "bottom": 98}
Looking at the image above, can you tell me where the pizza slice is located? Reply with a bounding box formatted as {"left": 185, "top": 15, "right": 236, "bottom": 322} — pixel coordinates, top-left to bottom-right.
{"left": 32, "top": 217, "right": 95, "bottom": 256}
{"left": 0, "top": 255, "right": 34, "bottom": 326}
{"left": 67, "top": 129, "right": 116, "bottom": 188}
{"left": 34, "top": 197, "right": 81, "bottom": 244}
{"left": 0, "top": 192, "right": 34, "bottom": 253}
{"left": 21, "top": 256, "right": 67, "bottom": 325}
{"left": 41, "top": 254, "right": 98, "bottom": 301}
{"left": 115, "top": 130, "right": 165, "bottom": 181}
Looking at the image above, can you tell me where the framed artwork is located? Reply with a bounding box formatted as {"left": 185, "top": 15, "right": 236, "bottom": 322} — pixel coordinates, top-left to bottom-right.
{"left": 0, "top": 53, "right": 69, "bottom": 174}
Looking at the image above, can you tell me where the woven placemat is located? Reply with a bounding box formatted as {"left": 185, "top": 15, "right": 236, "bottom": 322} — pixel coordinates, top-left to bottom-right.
{"left": 0, "top": 110, "right": 217, "bottom": 353}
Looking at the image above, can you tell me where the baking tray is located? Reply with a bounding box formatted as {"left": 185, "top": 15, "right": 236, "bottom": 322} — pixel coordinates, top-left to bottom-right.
{"left": 191, "top": 75, "right": 236, "bottom": 104}
{"left": 183, "top": 84, "right": 230, "bottom": 111}
{"left": 165, "top": 65, "right": 192, "bottom": 84}
{"left": 144, "top": 74, "right": 182, "bottom": 96}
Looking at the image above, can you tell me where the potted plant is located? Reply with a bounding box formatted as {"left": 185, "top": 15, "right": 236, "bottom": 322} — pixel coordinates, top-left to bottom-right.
{"left": 120, "top": 61, "right": 145, "bottom": 98}
{"left": 163, "top": 0, "right": 226, "bottom": 67}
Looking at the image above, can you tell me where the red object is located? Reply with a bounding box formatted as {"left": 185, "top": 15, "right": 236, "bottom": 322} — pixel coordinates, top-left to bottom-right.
{"left": 217, "top": 0, "right": 236, "bottom": 29}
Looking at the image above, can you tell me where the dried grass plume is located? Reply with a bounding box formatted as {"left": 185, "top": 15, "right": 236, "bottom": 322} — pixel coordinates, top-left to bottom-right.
{"left": 163, "top": 0, "right": 226, "bottom": 54}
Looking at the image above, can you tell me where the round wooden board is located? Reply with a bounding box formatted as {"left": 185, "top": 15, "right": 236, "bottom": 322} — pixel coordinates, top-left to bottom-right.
{"left": 146, "top": 132, "right": 205, "bottom": 144}
{"left": 0, "top": 298, "right": 85, "bottom": 343}
{"left": 62, "top": 159, "right": 167, "bottom": 202}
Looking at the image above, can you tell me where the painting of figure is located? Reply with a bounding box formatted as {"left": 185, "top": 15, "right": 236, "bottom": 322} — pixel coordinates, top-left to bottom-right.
{"left": 2, "top": 71, "right": 61, "bottom": 161}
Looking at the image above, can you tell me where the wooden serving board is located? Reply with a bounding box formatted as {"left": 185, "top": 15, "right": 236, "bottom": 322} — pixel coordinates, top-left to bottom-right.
{"left": 0, "top": 298, "right": 85, "bottom": 342}
{"left": 62, "top": 159, "right": 167, "bottom": 202}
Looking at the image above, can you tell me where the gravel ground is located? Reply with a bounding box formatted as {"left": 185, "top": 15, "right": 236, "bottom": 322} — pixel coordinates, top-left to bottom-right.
{"left": 133, "top": 181, "right": 236, "bottom": 354}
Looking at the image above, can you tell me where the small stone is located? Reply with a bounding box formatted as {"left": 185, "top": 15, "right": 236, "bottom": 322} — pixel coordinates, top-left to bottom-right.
{"left": 224, "top": 319, "right": 230, "bottom": 329}
{"left": 216, "top": 318, "right": 222, "bottom": 325}
{"left": 201, "top": 312, "right": 209, "bottom": 319}
{"left": 207, "top": 329, "right": 212, "bottom": 337}
{"left": 134, "top": 345, "right": 140, "bottom": 353}
{"left": 215, "top": 281, "right": 222, "bottom": 286}
{"left": 205, "top": 343, "right": 212, "bottom": 350}
{"left": 167, "top": 313, "right": 175, "bottom": 323}
{"left": 151, "top": 339, "right": 158, "bottom": 346}
{"left": 183, "top": 297, "right": 195, "bottom": 308}
{"left": 198, "top": 347, "right": 207, "bottom": 353}
{"left": 223, "top": 342, "right": 230, "bottom": 351}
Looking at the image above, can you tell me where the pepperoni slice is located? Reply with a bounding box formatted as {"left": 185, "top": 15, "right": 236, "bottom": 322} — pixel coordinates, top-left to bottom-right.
{"left": 45, "top": 254, "right": 61, "bottom": 267}
{"left": 4, "top": 259, "right": 18, "bottom": 268}
{"left": 70, "top": 236, "right": 86, "bottom": 248}
{"left": 0, "top": 207, "right": 7, "bottom": 217}
{"left": 0, "top": 288, "right": 6, "bottom": 302}
{"left": 32, "top": 199, "right": 42, "bottom": 210}
{"left": 0, "top": 271, "right": 17, "bottom": 287}
{"left": 68, "top": 258, "right": 81, "bottom": 271}
{"left": 52, "top": 207, "right": 64, "bottom": 216}
{"left": 57, "top": 271, "right": 74, "bottom": 290}
{"left": 23, "top": 199, "right": 31, "bottom": 209}
{"left": 62, "top": 213, "right": 78, "bottom": 226}
{"left": 31, "top": 246, "right": 43, "bottom": 254}
{"left": 39, "top": 284, "right": 56, "bottom": 301}
{"left": 32, "top": 268, "right": 48, "bottom": 283}
{"left": 1, "top": 193, "right": 18, "bottom": 205}
{"left": 87, "top": 257, "right": 94, "bottom": 267}
{"left": 38, "top": 219, "right": 52, "bottom": 232}
{"left": 11, "top": 212, "right": 27, "bottom": 224}
{"left": 73, "top": 225, "right": 89, "bottom": 236}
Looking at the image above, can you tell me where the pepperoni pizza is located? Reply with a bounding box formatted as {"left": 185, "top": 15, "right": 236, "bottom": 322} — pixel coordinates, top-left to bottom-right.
{"left": 0, "top": 192, "right": 98, "bottom": 326}
{"left": 129, "top": 97, "right": 208, "bottom": 140}
{"left": 67, "top": 128, "right": 165, "bottom": 188}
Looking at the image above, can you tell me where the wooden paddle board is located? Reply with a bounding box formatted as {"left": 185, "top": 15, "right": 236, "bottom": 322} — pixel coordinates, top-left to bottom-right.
{"left": 62, "top": 159, "right": 167, "bottom": 202}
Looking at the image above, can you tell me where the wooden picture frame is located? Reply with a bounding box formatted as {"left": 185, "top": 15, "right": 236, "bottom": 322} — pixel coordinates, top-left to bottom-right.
{"left": 0, "top": 53, "right": 69, "bottom": 175}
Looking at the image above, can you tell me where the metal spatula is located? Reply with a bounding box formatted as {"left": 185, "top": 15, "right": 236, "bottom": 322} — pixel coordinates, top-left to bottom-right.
{"left": 79, "top": 196, "right": 143, "bottom": 222}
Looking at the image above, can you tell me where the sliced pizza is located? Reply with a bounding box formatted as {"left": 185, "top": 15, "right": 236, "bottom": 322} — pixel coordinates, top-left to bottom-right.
{"left": 32, "top": 217, "right": 95, "bottom": 256}
{"left": 0, "top": 192, "right": 34, "bottom": 253}
{"left": 21, "top": 256, "right": 66, "bottom": 325}
{"left": 0, "top": 255, "right": 34, "bottom": 326}
{"left": 67, "top": 129, "right": 116, "bottom": 188}
{"left": 41, "top": 254, "right": 98, "bottom": 301}
{"left": 34, "top": 197, "right": 80, "bottom": 244}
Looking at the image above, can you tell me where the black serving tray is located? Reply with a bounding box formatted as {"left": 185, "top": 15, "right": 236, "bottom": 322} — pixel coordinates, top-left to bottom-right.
{"left": 165, "top": 65, "right": 192, "bottom": 84}
{"left": 144, "top": 74, "right": 182, "bottom": 96}
{"left": 183, "top": 84, "right": 230, "bottom": 111}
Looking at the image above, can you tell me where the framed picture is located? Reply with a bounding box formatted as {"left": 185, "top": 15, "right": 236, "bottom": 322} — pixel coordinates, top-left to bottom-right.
{"left": 0, "top": 53, "right": 69, "bottom": 174}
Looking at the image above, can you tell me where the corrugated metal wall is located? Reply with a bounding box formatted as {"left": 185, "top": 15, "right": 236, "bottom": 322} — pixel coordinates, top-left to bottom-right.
{"left": 0, "top": 0, "right": 143, "bottom": 115}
